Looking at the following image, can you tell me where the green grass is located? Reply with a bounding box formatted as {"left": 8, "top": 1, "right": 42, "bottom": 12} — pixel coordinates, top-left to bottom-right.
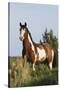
{"left": 8, "top": 57, "right": 58, "bottom": 87}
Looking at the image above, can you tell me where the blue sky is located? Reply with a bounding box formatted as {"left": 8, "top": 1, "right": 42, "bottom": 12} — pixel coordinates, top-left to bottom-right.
{"left": 9, "top": 3, "right": 58, "bottom": 56}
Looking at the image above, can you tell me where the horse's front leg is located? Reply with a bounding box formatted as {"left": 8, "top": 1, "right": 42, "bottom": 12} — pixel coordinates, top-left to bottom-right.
{"left": 22, "top": 48, "right": 26, "bottom": 59}
{"left": 33, "top": 62, "right": 35, "bottom": 71}
{"left": 32, "top": 53, "right": 37, "bottom": 71}
{"left": 22, "top": 48, "right": 27, "bottom": 67}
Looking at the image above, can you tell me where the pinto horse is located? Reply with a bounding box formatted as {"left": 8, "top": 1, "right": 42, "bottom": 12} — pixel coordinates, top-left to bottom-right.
{"left": 19, "top": 22, "right": 54, "bottom": 71}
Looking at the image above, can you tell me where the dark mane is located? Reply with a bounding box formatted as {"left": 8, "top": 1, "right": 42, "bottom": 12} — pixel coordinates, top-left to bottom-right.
{"left": 26, "top": 27, "right": 34, "bottom": 43}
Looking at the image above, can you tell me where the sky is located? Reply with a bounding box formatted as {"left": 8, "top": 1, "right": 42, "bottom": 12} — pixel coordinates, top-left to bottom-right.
{"left": 9, "top": 3, "right": 58, "bottom": 56}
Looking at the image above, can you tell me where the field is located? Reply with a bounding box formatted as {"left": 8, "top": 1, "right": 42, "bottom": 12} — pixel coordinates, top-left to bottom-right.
{"left": 8, "top": 57, "right": 58, "bottom": 87}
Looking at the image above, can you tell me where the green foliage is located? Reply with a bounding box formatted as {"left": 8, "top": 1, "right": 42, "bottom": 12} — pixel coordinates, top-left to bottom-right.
{"left": 42, "top": 29, "right": 58, "bottom": 50}
{"left": 8, "top": 57, "right": 58, "bottom": 87}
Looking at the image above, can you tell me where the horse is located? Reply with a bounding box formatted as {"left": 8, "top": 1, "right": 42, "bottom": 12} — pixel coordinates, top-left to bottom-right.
{"left": 19, "top": 22, "right": 54, "bottom": 71}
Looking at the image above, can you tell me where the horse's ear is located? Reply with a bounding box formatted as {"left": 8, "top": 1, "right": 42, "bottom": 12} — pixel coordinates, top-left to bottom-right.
{"left": 20, "top": 22, "right": 22, "bottom": 27}
{"left": 25, "top": 22, "right": 27, "bottom": 27}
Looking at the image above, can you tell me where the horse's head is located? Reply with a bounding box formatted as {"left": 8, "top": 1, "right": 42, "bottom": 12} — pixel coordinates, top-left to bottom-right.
{"left": 19, "top": 22, "right": 28, "bottom": 41}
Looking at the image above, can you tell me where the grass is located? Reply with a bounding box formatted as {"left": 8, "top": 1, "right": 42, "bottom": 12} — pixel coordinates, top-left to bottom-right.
{"left": 8, "top": 57, "right": 58, "bottom": 87}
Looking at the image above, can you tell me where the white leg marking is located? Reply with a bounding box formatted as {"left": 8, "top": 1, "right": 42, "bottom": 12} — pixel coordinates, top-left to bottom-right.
{"left": 52, "top": 50, "right": 54, "bottom": 63}
{"left": 49, "top": 50, "right": 54, "bottom": 70}
{"left": 49, "top": 62, "right": 52, "bottom": 70}
{"left": 33, "top": 63, "right": 35, "bottom": 71}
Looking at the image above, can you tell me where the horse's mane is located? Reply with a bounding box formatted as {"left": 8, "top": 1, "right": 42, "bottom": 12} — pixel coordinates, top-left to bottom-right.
{"left": 26, "top": 27, "right": 42, "bottom": 45}
{"left": 26, "top": 27, "right": 34, "bottom": 43}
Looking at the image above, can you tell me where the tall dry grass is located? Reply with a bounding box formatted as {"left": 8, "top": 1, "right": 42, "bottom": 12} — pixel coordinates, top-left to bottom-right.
{"left": 8, "top": 57, "right": 58, "bottom": 87}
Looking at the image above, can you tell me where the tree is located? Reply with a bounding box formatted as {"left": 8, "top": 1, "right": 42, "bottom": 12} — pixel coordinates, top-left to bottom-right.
{"left": 42, "top": 29, "right": 58, "bottom": 50}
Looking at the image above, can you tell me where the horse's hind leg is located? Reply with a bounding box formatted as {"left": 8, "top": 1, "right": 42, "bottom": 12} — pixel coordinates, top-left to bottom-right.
{"left": 49, "top": 50, "right": 54, "bottom": 70}
{"left": 49, "top": 61, "right": 53, "bottom": 70}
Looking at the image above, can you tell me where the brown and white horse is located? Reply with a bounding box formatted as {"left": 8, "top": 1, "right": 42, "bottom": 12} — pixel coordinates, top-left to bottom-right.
{"left": 19, "top": 22, "right": 54, "bottom": 71}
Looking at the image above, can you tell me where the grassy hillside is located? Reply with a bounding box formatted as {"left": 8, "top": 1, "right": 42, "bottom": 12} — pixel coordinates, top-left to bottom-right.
{"left": 8, "top": 57, "right": 58, "bottom": 87}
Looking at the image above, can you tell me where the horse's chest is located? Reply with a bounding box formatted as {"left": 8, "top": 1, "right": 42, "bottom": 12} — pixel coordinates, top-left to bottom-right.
{"left": 36, "top": 47, "right": 46, "bottom": 61}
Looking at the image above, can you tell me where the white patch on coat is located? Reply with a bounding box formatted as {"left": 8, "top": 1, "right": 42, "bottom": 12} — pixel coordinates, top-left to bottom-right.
{"left": 37, "top": 47, "right": 46, "bottom": 61}
{"left": 28, "top": 34, "right": 35, "bottom": 52}
{"left": 20, "top": 29, "right": 25, "bottom": 40}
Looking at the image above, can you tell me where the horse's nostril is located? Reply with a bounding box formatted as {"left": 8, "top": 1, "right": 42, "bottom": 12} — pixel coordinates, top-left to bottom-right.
{"left": 19, "top": 36, "right": 23, "bottom": 41}
{"left": 19, "top": 37, "right": 22, "bottom": 40}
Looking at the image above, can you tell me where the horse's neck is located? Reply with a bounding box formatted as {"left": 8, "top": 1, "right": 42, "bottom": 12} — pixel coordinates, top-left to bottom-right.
{"left": 28, "top": 34, "right": 33, "bottom": 45}
{"left": 23, "top": 34, "right": 35, "bottom": 52}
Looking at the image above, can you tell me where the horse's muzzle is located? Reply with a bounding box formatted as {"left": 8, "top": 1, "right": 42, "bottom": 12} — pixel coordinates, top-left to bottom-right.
{"left": 19, "top": 36, "right": 23, "bottom": 41}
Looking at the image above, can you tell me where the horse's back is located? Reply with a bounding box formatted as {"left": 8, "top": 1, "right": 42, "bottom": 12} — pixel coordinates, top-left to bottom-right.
{"left": 42, "top": 43, "right": 54, "bottom": 53}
